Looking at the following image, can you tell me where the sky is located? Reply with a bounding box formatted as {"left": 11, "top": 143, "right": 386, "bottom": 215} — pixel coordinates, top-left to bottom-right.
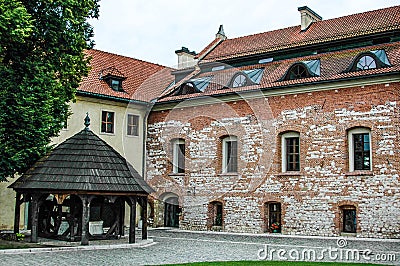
{"left": 89, "top": 0, "right": 400, "bottom": 67}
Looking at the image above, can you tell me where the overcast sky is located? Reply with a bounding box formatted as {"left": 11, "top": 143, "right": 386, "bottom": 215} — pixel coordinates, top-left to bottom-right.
{"left": 90, "top": 0, "right": 400, "bottom": 67}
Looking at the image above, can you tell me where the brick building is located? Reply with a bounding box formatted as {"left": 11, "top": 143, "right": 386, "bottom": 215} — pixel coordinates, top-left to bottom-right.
{"left": 146, "top": 6, "right": 400, "bottom": 238}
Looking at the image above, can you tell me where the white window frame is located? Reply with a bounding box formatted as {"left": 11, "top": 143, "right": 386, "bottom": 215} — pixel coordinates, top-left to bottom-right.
{"left": 126, "top": 114, "right": 140, "bottom": 137}
{"left": 222, "top": 136, "right": 238, "bottom": 173}
{"left": 281, "top": 132, "right": 300, "bottom": 172}
{"left": 172, "top": 139, "right": 185, "bottom": 174}
{"left": 348, "top": 128, "right": 372, "bottom": 172}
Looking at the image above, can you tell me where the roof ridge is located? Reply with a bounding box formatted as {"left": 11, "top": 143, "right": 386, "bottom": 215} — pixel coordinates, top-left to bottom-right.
{"left": 223, "top": 5, "right": 400, "bottom": 43}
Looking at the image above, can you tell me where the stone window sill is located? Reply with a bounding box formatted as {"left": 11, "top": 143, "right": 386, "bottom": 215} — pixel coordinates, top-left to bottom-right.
{"left": 345, "top": 171, "right": 374, "bottom": 176}
{"left": 218, "top": 172, "right": 238, "bottom": 177}
{"left": 168, "top": 173, "right": 185, "bottom": 177}
{"left": 276, "top": 171, "right": 303, "bottom": 177}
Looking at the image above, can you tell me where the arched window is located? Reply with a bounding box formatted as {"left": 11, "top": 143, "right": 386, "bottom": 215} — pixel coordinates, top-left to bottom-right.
{"left": 356, "top": 55, "right": 377, "bottom": 70}
{"left": 349, "top": 50, "right": 390, "bottom": 72}
{"left": 283, "top": 60, "right": 320, "bottom": 81}
{"left": 231, "top": 73, "right": 249, "bottom": 88}
{"left": 289, "top": 64, "right": 309, "bottom": 79}
{"left": 348, "top": 128, "right": 371, "bottom": 171}
{"left": 222, "top": 136, "right": 238, "bottom": 173}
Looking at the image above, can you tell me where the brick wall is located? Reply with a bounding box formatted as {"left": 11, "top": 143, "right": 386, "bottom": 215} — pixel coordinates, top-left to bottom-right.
{"left": 146, "top": 82, "right": 400, "bottom": 238}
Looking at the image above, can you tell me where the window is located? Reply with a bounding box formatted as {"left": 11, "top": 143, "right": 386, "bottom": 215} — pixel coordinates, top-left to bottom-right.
{"left": 127, "top": 114, "right": 139, "bottom": 136}
{"left": 101, "top": 111, "right": 114, "bottom": 134}
{"left": 222, "top": 136, "right": 238, "bottom": 173}
{"left": 283, "top": 60, "right": 320, "bottom": 81}
{"left": 99, "top": 67, "right": 126, "bottom": 92}
{"left": 266, "top": 202, "right": 281, "bottom": 233}
{"left": 171, "top": 77, "right": 212, "bottom": 96}
{"left": 172, "top": 139, "right": 185, "bottom": 173}
{"left": 229, "top": 69, "right": 264, "bottom": 88}
{"left": 350, "top": 50, "right": 391, "bottom": 72}
{"left": 348, "top": 128, "right": 371, "bottom": 171}
{"left": 110, "top": 79, "right": 122, "bottom": 91}
{"left": 232, "top": 74, "right": 247, "bottom": 88}
{"left": 356, "top": 55, "right": 376, "bottom": 70}
{"left": 281, "top": 132, "right": 300, "bottom": 172}
{"left": 287, "top": 64, "right": 309, "bottom": 80}
{"left": 209, "top": 201, "right": 223, "bottom": 227}
{"left": 341, "top": 205, "right": 356, "bottom": 233}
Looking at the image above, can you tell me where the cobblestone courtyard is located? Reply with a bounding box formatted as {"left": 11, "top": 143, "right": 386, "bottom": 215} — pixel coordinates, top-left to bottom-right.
{"left": 1, "top": 229, "right": 399, "bottom": 265}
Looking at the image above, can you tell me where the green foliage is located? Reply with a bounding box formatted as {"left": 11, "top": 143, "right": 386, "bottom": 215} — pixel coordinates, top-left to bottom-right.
{"left": 0, "top": 0, "right": 99, "bottom": 181}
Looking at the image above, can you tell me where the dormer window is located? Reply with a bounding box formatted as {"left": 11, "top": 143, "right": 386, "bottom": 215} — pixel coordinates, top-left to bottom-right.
{"left": 110, "top": 79, "right": 123, "bottom": 91}
{"left": 170, "top": 76, "right": 212, "bottom": 96}
{"left": 232, "top": 74, "right": 247, "bottom": 88}
{"left": 99, "top": 67, "right": 126, "bottom": 92}
{"left": 229, "top": 69, "right": 264, "bottom": 88}
{"left": 283, "top": 60, "right": 320, "bottom": 81}
{"left": 356, "top": 55, "right": 376, "bottom": 70}
{"left": 349, "top": 50, "right": 390, "bottom": 72}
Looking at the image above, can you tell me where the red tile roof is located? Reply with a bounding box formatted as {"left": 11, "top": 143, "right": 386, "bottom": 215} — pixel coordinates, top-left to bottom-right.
{"left": 79, "top": 49, "right": 174, "bottom": 103}
{"left": 202, "top": 5, "right": 400, "bottom": 61}
{"left": 158, "top": 41, "right": 400, "bottom": 102}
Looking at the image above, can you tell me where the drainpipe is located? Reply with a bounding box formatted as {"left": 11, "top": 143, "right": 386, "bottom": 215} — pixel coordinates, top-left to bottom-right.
{"left": 141, "top": 100, "right": 157, "bottom": 178}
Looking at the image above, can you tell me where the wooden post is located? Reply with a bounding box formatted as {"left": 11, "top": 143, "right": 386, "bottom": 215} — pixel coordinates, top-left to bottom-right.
{"left": 142, "top": 197, "right": 148, "bottom": 240}
{"left": 30, "top": 194, "right": 39, "bottom": 243}
{"left": 80, "top": 195, "right": 90, "bottom": 245}
{"left": 13, "top": 192, "right": 21, "bottom": 234}
{"left": 120, "top": 199, "right": 125, "bottom": 236}
{"left": 129, "top": 197, "right": 136, "bottom": 244}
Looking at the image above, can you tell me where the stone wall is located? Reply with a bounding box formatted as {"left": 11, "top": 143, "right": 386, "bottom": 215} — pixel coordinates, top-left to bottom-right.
{"left": 146, "top": 82, "right": 400, "bottom": 238}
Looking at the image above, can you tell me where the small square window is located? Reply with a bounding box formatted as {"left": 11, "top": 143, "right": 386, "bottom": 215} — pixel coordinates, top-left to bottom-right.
{"left": 101, "top": 111, "right": 114, "bottom": 133}
{"left": 111, "top": 79, "right": 122, "bottom": 91}
{"left": 127, "top": 114, "right": 139, "bottom": 136}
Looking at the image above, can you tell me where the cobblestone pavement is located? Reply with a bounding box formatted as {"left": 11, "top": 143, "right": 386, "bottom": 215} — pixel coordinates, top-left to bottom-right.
{"left": 1, "top": 229, "right": 399, "bottom": 265}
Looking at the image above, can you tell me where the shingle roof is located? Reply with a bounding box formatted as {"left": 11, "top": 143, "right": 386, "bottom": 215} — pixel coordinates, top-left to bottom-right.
{"left": 79, "top": 49, "right": 174, "bottom": 103}
{"left": 159, "top": 41, "right": 400, "bottom": 102}
{"left": 10, "top": 127, "right": 154, "bottom": 194}
{"left": 201, "top": 5, "right": 400, "bottom": 61}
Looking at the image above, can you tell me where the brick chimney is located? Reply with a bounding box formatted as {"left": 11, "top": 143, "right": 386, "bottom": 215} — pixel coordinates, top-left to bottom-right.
{"left": 175, "top": 47, "right": 197, "bottom": 69}
{"left": 298, "top": 6, "right": 322, "bottom": 31}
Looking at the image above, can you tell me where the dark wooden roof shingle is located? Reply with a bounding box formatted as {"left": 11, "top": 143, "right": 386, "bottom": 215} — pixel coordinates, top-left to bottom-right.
{"left": 10, "top": 128, "right": 154, "bottom": 194}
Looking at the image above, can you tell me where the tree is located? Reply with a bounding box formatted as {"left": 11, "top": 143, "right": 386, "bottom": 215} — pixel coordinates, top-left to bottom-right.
{"left": 0, "top": 0, "right": 100, "bottom": 181}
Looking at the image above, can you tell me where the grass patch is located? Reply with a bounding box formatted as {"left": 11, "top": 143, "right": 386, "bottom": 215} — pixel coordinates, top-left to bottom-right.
{"left": 165, "top": 261, "right": 379, "bottom": 266}
{"left": 0, "top": 239, "right": 46, "bottom": 249}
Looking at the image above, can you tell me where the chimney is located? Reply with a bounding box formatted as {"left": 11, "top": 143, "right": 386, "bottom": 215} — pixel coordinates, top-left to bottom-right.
{"left": 175, "top": 47, "right": 197, "bottom": 69}
{"left": 216, "top": 25, "right": 227, "bottom": 40}
{"left": 298, "top": 6, "right": 322, "bottom": 31}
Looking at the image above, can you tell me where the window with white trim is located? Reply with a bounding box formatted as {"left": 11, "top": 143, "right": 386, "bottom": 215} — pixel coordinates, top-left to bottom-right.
{"left": 281, "top": 132, "right": 300, "bottom": 172}
{"left": 348, "top": 128, "right": 371, "bottom": 171}
{"left": 222, "top": 136, "right": 238, "bottom": 173}
{"left": 172, "top": 139, "right": 185, "bottom": 174}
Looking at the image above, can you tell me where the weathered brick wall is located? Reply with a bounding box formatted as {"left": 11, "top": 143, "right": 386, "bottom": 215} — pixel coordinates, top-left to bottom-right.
{"left": 146, "top": 82, "right": 400, "bottom": 238}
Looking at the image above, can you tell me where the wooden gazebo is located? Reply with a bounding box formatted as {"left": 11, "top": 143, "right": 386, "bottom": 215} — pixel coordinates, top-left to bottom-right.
{"left": 9, "top": 114, "right": 154, "bottom": 245}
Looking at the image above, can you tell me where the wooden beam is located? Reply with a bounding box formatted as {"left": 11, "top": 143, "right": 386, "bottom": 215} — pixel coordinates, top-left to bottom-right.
{"left": 30, "top": 194, "right": 40, "bottom": 243}
{"left": 13, "top": 192, "right": 21, "bottom": 234}
{"left": 129, "top": 197, "right": 136, "bottom": 244}
{"left": 142, "top": 197, "right": 148, "bottom": 240}
{"left": 80, "top": 195, "right": 90, "bottom": 245}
